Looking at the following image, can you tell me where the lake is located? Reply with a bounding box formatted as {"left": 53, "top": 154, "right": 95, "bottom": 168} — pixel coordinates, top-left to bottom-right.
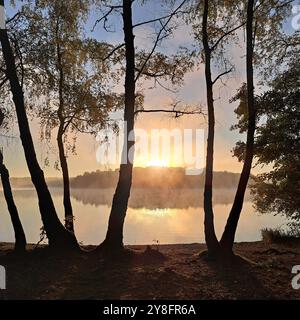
{"left": 0, "top": 188, "right": 287, "bottom": 245}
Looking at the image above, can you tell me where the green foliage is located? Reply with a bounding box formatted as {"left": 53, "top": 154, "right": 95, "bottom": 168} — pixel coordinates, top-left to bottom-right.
{"left": 230, "top": 83, "right": 248, "bottom": 134}
{"left": 233, "top": 58, "right": 300, "bottom": 226}
{"left": 252, "top": 58, "right": 300, "bottom": 223}
{"left": 9, "top": 0, "right": 122, "bottom": 158}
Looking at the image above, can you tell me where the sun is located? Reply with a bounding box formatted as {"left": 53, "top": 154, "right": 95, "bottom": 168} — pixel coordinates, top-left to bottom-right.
{"left": 146, "top": 159, "right": 169, "bottom": 167}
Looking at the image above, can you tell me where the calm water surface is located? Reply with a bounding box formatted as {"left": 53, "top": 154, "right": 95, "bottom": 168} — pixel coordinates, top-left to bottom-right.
{"left": 0, "top": 188, "right": 287, "bottom": 245}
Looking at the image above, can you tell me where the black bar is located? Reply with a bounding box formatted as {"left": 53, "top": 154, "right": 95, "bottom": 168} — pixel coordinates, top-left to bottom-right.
{"left": 0, "top": 300, "right": 296, "bottom": 319}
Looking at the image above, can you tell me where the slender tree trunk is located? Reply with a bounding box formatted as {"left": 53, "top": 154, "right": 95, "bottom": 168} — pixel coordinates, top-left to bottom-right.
{"left": 220, "top": 0, "right": 256, "bottom": 254}
{"left": 202, "top": 0, "right": 220, "bottom": 254}
{"left": 56, "top": 26, "right": 74, "bottom": 233}
{"left": 0, "top": 108, "right": 26, "bottom": 252}
{"left": 0, "top": 10, "right": 78, "bottom": 250}
{"left": 0, "top": 154, "right": 27, "bottom": 252}
{"left": 57, "top": 125, "right": 74, "bottom": 232}
{"left": 99, "top": 0, "right": 135, "bottom": 251}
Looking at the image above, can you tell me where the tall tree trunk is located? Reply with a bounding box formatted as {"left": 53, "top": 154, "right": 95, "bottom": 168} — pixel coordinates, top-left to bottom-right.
{"left": 56, "top": 26, "right": 74, "bottom": 233}
{"left": 57, "top": 125, "right": 74, "bottom": 232}
{"left": 0, "top": 152, "right": 27, "bottom": 252}
{"left": 99, "top": 0, "right": 135, "bottom": 251}
{"left": 202, "top": 0, "right": 220, "bottom": 254}
{"left": 0, "top": 107, "right": 26, "bottom": 252}
{"left": 220, "top": 0, "right": 256, "bottom": 254}
{"left": 0, "top": 6, "right": 78, "bottom": 250}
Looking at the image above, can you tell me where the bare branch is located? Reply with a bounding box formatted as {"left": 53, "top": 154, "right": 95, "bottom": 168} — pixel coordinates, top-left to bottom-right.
{"left": 92, "top": 5, "right": 122, "bottom": 32}
{"left": 134, "top": 0, "right": 187, "bottom": 82}
{"left": 135, "top": 100, "right": 206, "bottom": 119}
{"left": 135, "top": 108, "right": 205, "bottom": 118}
{"left": 133, "top": 10, "right": 187, "bottom": 28}
{"left": 208, "top": 0, "right": 285, "bottom": 53}
{"left": 271, "top": 0, "right": 293, "bottom": 10}
{"left": 135, "top": 67, "right": 167, "bottom": 78}
{"left": 154, "top": 78, "right": 178, "bottom": 93}
{"left": 211, "top": 21, "right": 246, "bottom": 52}
{"left": 6, "top": 12, "right": 21, "bottom": 25}
{"left": 212, "top": 67, "right": 233, "bottom": 85}
{"left": 103, "top": 43, "right": 125, "bottom": 61}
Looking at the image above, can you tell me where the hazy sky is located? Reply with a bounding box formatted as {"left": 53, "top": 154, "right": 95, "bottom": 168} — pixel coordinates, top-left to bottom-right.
{"left": 1, "top": 1, "right": 298, "bottom": 177}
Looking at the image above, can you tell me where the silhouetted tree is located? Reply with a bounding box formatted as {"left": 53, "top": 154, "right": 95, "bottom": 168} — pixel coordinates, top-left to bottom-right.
{"left": 219, "top": 0, "right": 255, "bottom": 254}
{"left": 99, "top": 0, "right": 135, "bottom": 251}
{"left": 17, "top": 0, "right": 120, "bottom": 232}
{"left": 96, "top": 0, "right": 193, "bottom": 252}
{"left": 0, "top": 108, "right": 26, "bottom": 252}
{"left": 190, "top": 0, "right": 292, "bottom": 257}
{"left": 192, "top": 0, "right": 243, "bottom": 255}
{"left": 0, "top": 0, "right": 78, "bottom": 250}
{"left": 219, "top": 0, "right": 293, "bottom": 254}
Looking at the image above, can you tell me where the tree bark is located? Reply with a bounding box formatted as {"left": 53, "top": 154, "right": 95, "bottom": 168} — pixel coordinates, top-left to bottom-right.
{"left": 0, "top": 106, "right": 26, "bottom": 252}
{"left": 57, "top": 125, "right": 74, "bottom": 232}
{"left": 0, "top": 154, "right": 27, "bottom": 252}
{"left": 99, "top": 0, "right": 135, "bottom": 251}
{"left": 202, "top": 0, "right": 220, "bottom": 254}
{"left": 0, "top": 15, "right": 78, "bottom": 250}
{"left": 56, "top": 23, "right": 74, "bottom": 233}
{"left": 220, "top": 0, "right": 256, "bottom": 254}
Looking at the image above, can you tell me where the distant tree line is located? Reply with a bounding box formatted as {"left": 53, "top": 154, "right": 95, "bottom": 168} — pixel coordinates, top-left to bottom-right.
{"left": 71, "top": 168, "right": 243, "bottom": 190}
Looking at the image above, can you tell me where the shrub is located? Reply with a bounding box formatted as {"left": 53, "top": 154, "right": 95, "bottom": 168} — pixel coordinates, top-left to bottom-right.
{"left": 261, "top": 227, "right": 300, "bottom": 244}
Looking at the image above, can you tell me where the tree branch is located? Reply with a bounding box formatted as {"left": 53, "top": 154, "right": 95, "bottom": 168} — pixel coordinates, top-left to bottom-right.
{"left": 103, "top": 43, "right": 125, "bottom": 61}
{"left": 6, "top": 12, "right": 21, "bottom": 25}
{"left": 134, "top": 0, "right": 187, "bottom": 82}
{"left": 92, "top": 5, "right": 122, "bottom": 32}
{"left": 135, "top": 67, "right": 167, "bottom": 78}
{"left": 212, "top": 67, "right": 233, "bottom": 85}
{"left": 133, "top": 10, "right": 187, "bottom": 28}
{"left": 211, "top": 21, "right": 246, "bottom": 52}
{"left": 135, "top": 100, "right": 205, "bottom": 119}
{"left": 135, "top": 108, "right": 205, "bottom": 118}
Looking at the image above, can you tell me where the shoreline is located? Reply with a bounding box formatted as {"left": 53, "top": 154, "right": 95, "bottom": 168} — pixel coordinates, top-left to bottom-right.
{"left": 0, "top": 241, "right": 300, "bottom": 300}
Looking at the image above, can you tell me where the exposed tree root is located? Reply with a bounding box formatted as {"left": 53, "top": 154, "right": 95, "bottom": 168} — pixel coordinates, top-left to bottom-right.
{"left": 198, "top": 249, "right": 257, "bottom": 266}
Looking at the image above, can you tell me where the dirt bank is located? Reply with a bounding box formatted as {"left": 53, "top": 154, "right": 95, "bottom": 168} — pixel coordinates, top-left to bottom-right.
{"left": 0, "top": 241, "right": 299, "bottom": 299}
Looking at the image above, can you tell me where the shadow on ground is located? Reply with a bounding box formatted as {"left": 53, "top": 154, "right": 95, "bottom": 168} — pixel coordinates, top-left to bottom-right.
{"left": 0, "top": 242, "right": 299, "bottom": 299}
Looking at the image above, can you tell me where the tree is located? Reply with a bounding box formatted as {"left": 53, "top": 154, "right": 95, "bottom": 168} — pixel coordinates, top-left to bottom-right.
{"left": 190, "top": 0, "right": 293, "bottom": 257}
{"left": 219, "top": 0, "right": 256, "bottom": 254}
{"left": 0, "top": 0, "right": 78, "bottom": 250}
{"left": 190, "top": 0, "right": 244, "bottom": 255}
{"left": 219, "top": 0, "right": 294, "bottom": 254}
{"left": 96, "top": 0, "right": 193, "bottom": 252}
{"left": 202, "top": 0, "right": 227, "bottom": 254}
{"left": 0, "top": 108, "right": 26, "bottom": 252}
{"left": 233, "top": 57, "right": 300, "bottom": 229}
{"left": 99, "top": 0, "right": 135, "bottom": 252}
{"left": 18, "top": 0, "right": 119, "bottom": 232}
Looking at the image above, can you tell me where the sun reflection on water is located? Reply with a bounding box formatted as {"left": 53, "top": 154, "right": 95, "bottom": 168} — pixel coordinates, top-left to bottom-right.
{"left": 140, "top": 208, "right": 174, "bottom": 217}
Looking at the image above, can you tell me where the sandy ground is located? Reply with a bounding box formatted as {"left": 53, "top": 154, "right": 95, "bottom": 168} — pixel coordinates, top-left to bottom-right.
{"left": 0, "top": 241, "right": 299, "bottom": 300}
